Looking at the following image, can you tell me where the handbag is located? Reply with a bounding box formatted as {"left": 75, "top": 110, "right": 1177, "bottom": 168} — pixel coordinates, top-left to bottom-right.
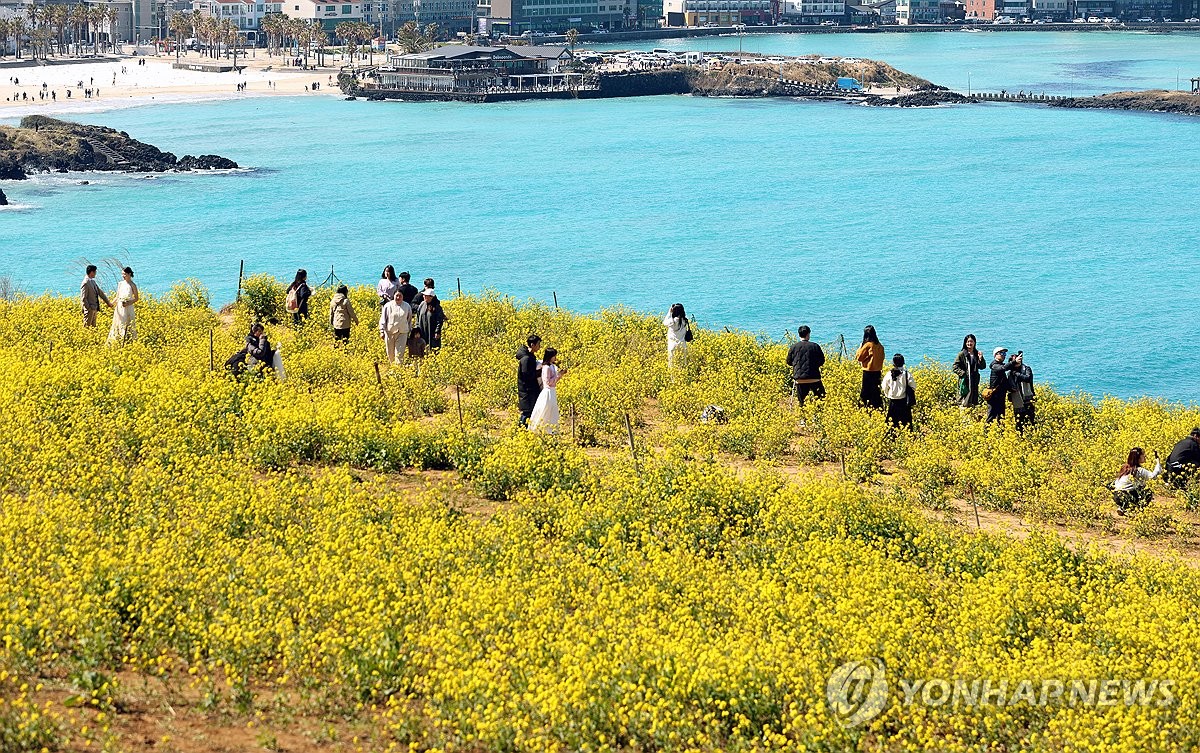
{"left": 684, "top": 319, "right": 694, "bottom": 343}
{"left": 905, "top": 375, "right": 917, "bottom": 408}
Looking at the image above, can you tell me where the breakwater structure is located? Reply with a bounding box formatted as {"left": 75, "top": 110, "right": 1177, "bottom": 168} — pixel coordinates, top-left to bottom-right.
{"left": 339, "top": 45, "right": 947, "bottom": 104}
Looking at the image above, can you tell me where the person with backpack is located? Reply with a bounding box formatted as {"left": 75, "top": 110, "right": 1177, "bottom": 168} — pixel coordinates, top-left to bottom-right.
{"left": 880, "top": 353, "right": 917, "bottom": 428}
{"left": 377, "top": 266, "right": 399, "bottom": 307}
{"left": 1112, "top": 447, "right": 1160, "bottom": 515}
{"left": 664, "top": 303, "right": 691, "bottom": 369}
{"left": 515, "top": 334, "right": 543, "bottom": 426}
{"left": 285, "top": 269, "right": 311, "bottom": 325}
{"left": 786, "top": 325, "right": 825, "bottom": 405}
{"left": 952, "top": 334, "right": 985, "bottom": 407}
{"left": 329, "top": 284, "right": 358, "bottom": 343}
{"left": 379, "top": 289, "right": 412, "bottom": 364}
{"left": 1010, "top": 352, "right": 1036, "bottom": 430}
{"left": 855, "top": 325, "right": 885, "bottom": 409}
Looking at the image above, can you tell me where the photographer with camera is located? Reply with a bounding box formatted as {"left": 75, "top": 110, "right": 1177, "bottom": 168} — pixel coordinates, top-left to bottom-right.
{"left": 985, "top": 347, "right": 1017, "bottom": 423}
{"left": 1009, "top": 351, "right": 1036, "bottom": 431}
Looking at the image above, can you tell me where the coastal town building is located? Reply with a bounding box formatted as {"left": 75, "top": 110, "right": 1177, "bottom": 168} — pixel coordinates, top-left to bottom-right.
{"left": 869, "top": 0, "right": 897, "bottom": 20}
{"left": 282, "top": 0, "right": 363, "bottom": 30}
{"left": 998, "top": 0, "right": 1028, "bottom": 16}
{"left": 782, "top": 0, "right": 846, "bottom": 23}
{"left": 191, "top": 0, "right": 284, "bottom": 40}
{"left": 895, "top": 0, "right": 943, "bottom": 21}
{"left": 1074, "top": 0, "right": 1113, "bottom": 14}
{"left": 1029, "top": 0, "right": 1069, "bottom": 18}
{"left": 376, "top": 44, "right": 586, "bottom": 93}
{"left": 964, "top": 0, "right": 994, "bottom": 19}
{"left": 663, "top": 0, "right": 773, "bottom": 25}
{"left": 387, "top": 0, "right": 477, "bottom": 33}
{"left": 478, "top": 0, "right": 629, "bottom": 34}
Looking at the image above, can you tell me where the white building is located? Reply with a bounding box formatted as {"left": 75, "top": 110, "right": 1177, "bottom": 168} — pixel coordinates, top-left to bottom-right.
{"left": 782, "top": 0, "right": 846, "bottom": 21}
{"left": 192, "top": 0, "right": 284, "bottom": 33}
{"left": 282, "top": 0, "right": 363, "bottom": 30}
{"left": 895, "top": 0, "right": 941, "bottom": 21}
{"left": 663, "top": 0, "right": 773, "bottom": 25}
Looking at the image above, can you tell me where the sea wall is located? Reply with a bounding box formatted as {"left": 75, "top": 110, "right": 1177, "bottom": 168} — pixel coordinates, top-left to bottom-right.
{"left": 1050, "top": 90, "right": 1200, "bottom": 115}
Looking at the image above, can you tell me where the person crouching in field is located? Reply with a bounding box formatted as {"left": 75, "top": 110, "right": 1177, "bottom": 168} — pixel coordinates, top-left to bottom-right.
{"left": 881, "top": 353, "right": 917, "bottom": 429}
{"left": 226, "top": 323, "right": 284, "bottom": 380}
{"left": 1112, "top": 447, "right": 1160, "bottom": 515}
{"left": 329, "top": 285, "right": 358, "bottom": 343}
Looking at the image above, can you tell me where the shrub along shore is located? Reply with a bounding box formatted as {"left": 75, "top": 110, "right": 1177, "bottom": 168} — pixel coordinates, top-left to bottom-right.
{"left": 2, "top": 280, "right": 1200, "bottom": 751}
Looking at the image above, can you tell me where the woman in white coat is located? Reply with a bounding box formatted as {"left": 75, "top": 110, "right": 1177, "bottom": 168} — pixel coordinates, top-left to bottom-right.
{"left": 664, "top": 302, "right": 690, "bottom": 369}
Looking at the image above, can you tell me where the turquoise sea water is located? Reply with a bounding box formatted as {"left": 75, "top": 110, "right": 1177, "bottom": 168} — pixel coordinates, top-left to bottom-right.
{"left": 2, "top": 32, "right": 1199, "bottom": 399}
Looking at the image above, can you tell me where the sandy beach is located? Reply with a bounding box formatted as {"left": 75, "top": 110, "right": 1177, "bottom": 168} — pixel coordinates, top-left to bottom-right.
{"left": 0, "top": 53, "right": 345, "bottom": 118}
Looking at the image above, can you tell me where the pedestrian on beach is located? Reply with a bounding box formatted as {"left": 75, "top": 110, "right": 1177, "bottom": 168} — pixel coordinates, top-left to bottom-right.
{"left": 397, "top": 272, "right": 418, "bottom": 306}
{"left": 952, "top": 333, "right": 985, "bottom": 407}
{"left": 786, "top": 325, "right": 825, "bottom": 405}
{"left": 881, "top": 353, "right": 917, "bottom": 429}
{"left": 285, "top": 269, "right": 311, "bottom": 325}
{"left": 663, "top": 303, "right": 691, "bottom": 369}
{"left": 515, "top": 334, "right": 543, "bottom": 426}
{"left": 379, "top": 289, "right": 412, "bottom": 364}
{"left": 415, "top": 287, "right": 447, "bottom": 350}
{"left": 407, "top": 327, "right": 427, "bottom": 360}
{"left": 1009, "top": 352, "right": 1036, "bottom": 430}
{"left": 985, "top": 346, "right": 1017, "bottom": 423}
{"left": 106, "top": 266, "right": 139, "bottom": 344}
{"left": 377, "top": 265, "right": 399, "bottom": 307}
{"left": 529, "top": 347, "right": 567, "bottom": 433}
{"left": 329, "top": 284, "right": 358, "bottom": 342}
{"left": 1112, "top": 447, "right": 1160, "bottom": 515}
{"left": 1164, "top": 428, "right": 1200, "bottom": 488}
{"left": 855, "top": 325, "right": 885, "bottom": 409}
{"left": 80, "top": 264, "right": 113, "bottom": 327}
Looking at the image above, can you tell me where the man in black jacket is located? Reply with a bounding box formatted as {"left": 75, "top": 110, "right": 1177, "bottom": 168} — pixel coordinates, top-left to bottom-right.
{"left": 786, "top": 325, "right": 826, "bottom": 406}
{"left": 1165, "top": 428, "right": 1200, "bottom": 488}
{"left": 516, "top": 334, "right": 543, "bottom": 426}
{"left": 986, "top": 347, "right": 1016, "bottom": 424}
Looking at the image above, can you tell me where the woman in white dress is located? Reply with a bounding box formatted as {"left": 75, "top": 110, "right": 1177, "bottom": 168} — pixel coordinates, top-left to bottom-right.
{"left": 528, "top": 347, "right": 568, "bottom": 434}
{"left": 107, "top": 266, "right": 139, "bottom": 344}
{"left": 664, "top": 302, "right": 690, "bottom": 369}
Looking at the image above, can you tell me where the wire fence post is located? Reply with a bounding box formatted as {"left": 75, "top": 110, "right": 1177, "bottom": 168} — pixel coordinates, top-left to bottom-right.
{"left": 373, "top": 361, "right": 385, "bottom": 397}
{"left": 552, "top": 291, "right": 558, "bottom": 310}
{"left": 236, "top": 260, "right": 244, "bottom": 302}
{"left": 457, "top": 277, "right": 462, "bottom": 296}
{"left": 968, "top": 485, "right": 981, "bottom": 530}
{"left": 624, "top": 412, "right": 638, "bottom": 473}
{"left": 456, "top": 385, "right": 464, "bottom": 432}
{"left": 209, "top": 328, "right": 214, "bottom": 371}
{"left": 838, "top": 334, "right": 848, "bottom": 359}
{"left": 570, "top": 404, "right": 577, "bottom": 444}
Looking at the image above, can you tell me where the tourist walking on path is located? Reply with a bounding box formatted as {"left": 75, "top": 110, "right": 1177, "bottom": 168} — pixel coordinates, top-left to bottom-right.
{"left": 106, "top": 266, "right": 139, "bottom": 344}
{"left": 1112, "top": 447, "right": 1160, "bottom": 515}
{"left": 985, "top": 347, "right": 1017, "bottom": 423}
{"left": 1010, "top": 353, "right": 1036, "bottom": 430}
{"left": 952, "top": 334, "right": 985, "bottom": 407}
{"left": 529, "top": 347, "right": 567, "bottom": 433}
{"left": 1164, "top": 428, "right": 1200, "bottom": 488}
{"left": 664, "top": 303, "right": 691, "bottom": 369}
{"left": 881, "top": 353, "right": 917, "bottom": 429}
{"left": 516, "top": 334, "right": 543, "bottom": 426}
{"left": 397, "top": 272, "right": 419, "bottom": 307}
{"left": 855, "top": 325, "right": 885, "bottom": 409}
{"left": 377, "top": 266, "right": 399, "bottom": 307}
{"left": 416, "top": 287, "right": 447, "bottom": 350}
{"left": 407, "top": 328, "right": 427, "bottom": 360}
{"left": 80, "top": 264, "right": 112, "bottom": 327}
{"left": 329, "top": 284, "right": 358, "bottom": 343}
{"left": 786, "top": 325, "right": 825, "bottom": 405}
{"left": 379, "top": 290, "right": 412, "bottom": 364}
{"left": 286, "top": 269, "right": 311, "bottom": 325}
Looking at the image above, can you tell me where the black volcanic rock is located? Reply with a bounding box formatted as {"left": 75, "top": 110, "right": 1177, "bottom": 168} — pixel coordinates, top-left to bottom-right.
{"left": 177, "top": 154, "right": 239, "bottom": 171}
{"left": 0, "top": 188, "right": 8, "bottom": 206}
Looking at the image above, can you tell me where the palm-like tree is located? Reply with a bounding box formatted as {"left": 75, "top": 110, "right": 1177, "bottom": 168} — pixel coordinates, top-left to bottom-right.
{"left": 0, "top": 18, "right": 11, "bottom": 59}
{"left": 169, "top": 10, "right": 193, "bottom": 62}
{"left": 309, "top": 21, "right": 328, "bottom": 67}
{"left": 565, "top": 27, "right": 579, "bottom": 51}
{"left": 335, "top": 20, "right": 357, "bottom": 63}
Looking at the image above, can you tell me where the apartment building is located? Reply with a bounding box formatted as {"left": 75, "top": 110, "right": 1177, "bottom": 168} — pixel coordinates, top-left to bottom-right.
{"left": 662, "top": 0, "right": 773, "bottom": 25}
{"left": 782, "top": 0, "right": 846, "bottom": 22}
{"left": 481, "top": 0, "right": 628, "bottom": 33}
{"left": 282, "top": 0, "right": 363, "bottom": 30}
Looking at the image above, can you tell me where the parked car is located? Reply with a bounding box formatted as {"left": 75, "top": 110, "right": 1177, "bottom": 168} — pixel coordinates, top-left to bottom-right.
{"left": 1071, "top": 16, "right": 1086, "bottom": 22}
{"left": 1137, "top": 16, "right": 1153, "bottom": 21}
{"left": 1186, "top": 16, "right": 1200, "bottom": 22}
{"left": 1032, "top": 18, "right": 1045, "bottom": 23}
{"left": 820, "top": 19, "right": 837, "bottom": 25}
{"left": 1087, "top": 16, "right": 1101, "bottom": 22}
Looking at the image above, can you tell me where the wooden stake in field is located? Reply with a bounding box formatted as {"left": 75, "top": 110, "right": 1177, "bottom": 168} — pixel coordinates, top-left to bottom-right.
{"left": 456, "top": 385, "right": 464, "bottom": 432}
{"left": 570, "top": 404, "right": 577, "bottom": 443}
{"left": 624, "top": 412, "right": 638, "bottom": 473}
{"left": 968, "top": 485, "right": 981, "bottom": 530}
{"left": 552, "top": 291, "right": 559, "bottom": 310}
{"left": 209, "top": 328, "right": 214, "bottom": 371}
{"left": 457, "top": 277, "right": 462, "bottom": 296}
{"left": 373, "top": 361, "right": 385, "bottom": 397}
{"left": 236, "top": 260, "right": 244, "bottom": 302}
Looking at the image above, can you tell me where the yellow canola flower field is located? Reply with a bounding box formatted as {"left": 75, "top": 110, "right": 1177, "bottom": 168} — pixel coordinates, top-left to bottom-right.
{"left": 2, "top": 283, "right": 1200, "bottom": 752}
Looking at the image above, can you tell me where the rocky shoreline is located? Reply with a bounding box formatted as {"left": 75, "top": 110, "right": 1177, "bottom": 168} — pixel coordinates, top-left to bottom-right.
{"left": 0, "top": 115, "right": 238, "bottom": 180}
{"left": 1049, "top": 90, "right": 1200, "bottom": 116}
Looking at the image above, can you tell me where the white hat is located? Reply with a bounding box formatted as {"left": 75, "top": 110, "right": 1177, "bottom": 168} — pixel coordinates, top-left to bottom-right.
{"left": 993, "top": 346, "right": 1008, "bottom": 357}
{"left": 422, "top": 288, "right": 436, "bottom": 296}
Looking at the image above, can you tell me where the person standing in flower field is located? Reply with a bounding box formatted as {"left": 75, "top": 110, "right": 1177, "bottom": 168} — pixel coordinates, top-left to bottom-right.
{"left": 1009, "top": 352, "right": 1036, "bottom": 430}
{"left": 786, "top": 325, "right": 825, "bottom": 405}
{"left": 397, "top": 272, "right": 419, "bottom": 308}
{"left": 329, "top": 284, "right": 358, "bottom": 343}
{"left": 377, "top": 265, "right": 399, "bottom": 307}
{"left": 881, "top": 353, "right": 917, "bottom": 429}
{"left": 80, "top": 264, "right": 112, "bottom": 327}
{"left": 855, "top": 325, "right": 885, "bottom": 409}
{"left": 529, "top": 347, "right": 567, "bottom": 433}
{"left": 664, "top": 303, "right": 691, "bottom": 369}
{"left": 516, "top": 334, "right": 543, "bottom": 427}
{"left": 985, "top": 346, "right": 1017, "bottom": 423}
{"left": 379, "top": 290, "right": 412, "bottom": 364}
{"left": 407, "top": 327, "right": 427, "bottom": 360}
{"left": 285, "top": 269, "right": 311, "bottom": 325}
{"left": 952, "top": 334, "right": 985, "bottom": 407}
{"left": 106, "top": 267, "right": 139, "bottom": 344}
{"left": 416, "top": 287, "right": 447, "bottom": 350}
